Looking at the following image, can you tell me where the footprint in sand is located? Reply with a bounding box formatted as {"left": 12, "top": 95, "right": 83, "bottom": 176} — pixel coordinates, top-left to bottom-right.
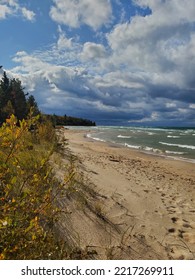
{"left": 166, "top": 206, "right": 177, "bottom": 215}
{"left": 168, "top": 217, "right": 195, "bottom": 244}
{"left": 171, "top": 217, "right": 178, "bottom": 223}
{"left": 168, "top": 228, "right": 176, "bottom": 233}
{"left": 183, "top": 223, "right": 192, "bottom": 229}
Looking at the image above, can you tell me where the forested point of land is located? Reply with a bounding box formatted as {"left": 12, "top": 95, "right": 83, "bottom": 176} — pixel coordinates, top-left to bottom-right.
{"left": 45, "top": 114, "right": 96, "bottom": 127}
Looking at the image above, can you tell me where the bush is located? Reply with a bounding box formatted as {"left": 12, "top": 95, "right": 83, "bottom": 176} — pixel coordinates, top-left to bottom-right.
{"left": 0, "top": 114, "right": 69, "bottom": 259}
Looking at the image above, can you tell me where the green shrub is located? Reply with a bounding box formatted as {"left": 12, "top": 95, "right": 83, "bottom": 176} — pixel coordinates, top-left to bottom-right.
{"left": 0, "top": 114, "right": 69, "bottom": 259}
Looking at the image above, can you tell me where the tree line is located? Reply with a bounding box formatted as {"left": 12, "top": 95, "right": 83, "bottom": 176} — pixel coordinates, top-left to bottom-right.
{"left": 0, "top": 71, "right": 40, "bottom": 125}
{"left": 46, "top": 114, "right": 96, "bottom": 127}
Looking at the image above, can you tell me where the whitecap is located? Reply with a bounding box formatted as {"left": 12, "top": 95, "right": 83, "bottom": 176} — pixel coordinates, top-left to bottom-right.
{"left": 159, "top": 142, "right": 195, "bottom": 150}
{"left": 124, "top": 143, "right": 141, "bottom": 149}
{"left": 86, "top": 133, "right": 91, "bottom": 138}
{"left": 167, "top": 135, "right": 180, "bottom": 138}
{"left": 165, "top": 150, "right": 185, "bottom": 155}
{"left": 144, "top": 147, "right": 162, "bottom": 153}
{"left": 91, "top": 137, "right": 105, "bottom": 142}
{"left": 117, "top": 135, "right": 131, "bottom": 139}
{"left": 86, "top": 133, "right": 106, "bottom": 142}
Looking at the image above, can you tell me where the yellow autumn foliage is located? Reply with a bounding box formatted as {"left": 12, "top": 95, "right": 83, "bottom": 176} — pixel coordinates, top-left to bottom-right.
{"left": 0, "top": 114, "right": 68, "bottom": 259}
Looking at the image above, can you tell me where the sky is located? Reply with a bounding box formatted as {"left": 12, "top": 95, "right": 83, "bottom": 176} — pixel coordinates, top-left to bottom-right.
{"left": 0, "top": 0, "right": 195, "bottom": 126}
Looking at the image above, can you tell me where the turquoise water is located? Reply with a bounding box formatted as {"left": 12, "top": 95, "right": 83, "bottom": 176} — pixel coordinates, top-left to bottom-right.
{"left": 66, "top": 126, "right": 195, "bottom": 163}
{"left": 67, "top": 126, "right": 195, "bottom": 163}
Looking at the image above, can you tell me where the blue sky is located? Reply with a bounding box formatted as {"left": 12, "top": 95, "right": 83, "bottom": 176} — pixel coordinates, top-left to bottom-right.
{"left": 0, "top": 0, "right": 195, "bottom": 126}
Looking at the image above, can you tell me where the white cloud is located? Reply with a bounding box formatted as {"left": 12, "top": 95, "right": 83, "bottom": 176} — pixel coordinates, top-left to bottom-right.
{"left": 134, "top": 0, "right": 195, "bottom": 24}
{"left": 106, "top": 0, "right": 195, "bottom": 92}
{"left": 21, "top": 7, "right": 35, "bottom": 21}
{"left": 57, "top": 33, "right": 72, "bottom": 50}
{"left": 50, "top": 0, "right": 112, "bottom": 30}
{"left": 189, "top": 104, "right": 195, "bottom": 109}
{"left": 166, "top": 102, "right": 177, "bottom": 109}
{"left": 0, "top": 0, "right": 17, "bottom": 6}
{"left": 108, "top": 0, "right": 195, "bottom": 53}
{"left": 12, "top": 51, "right": 48, "bottom": 73}
{"left": 56, "top": 26, "right": 72, "bottom": 50}
{"left": 11, "top": 51, "right": 100, "bottom": 112}
{"left": 81, "top": 42, "right": 107, "bottom": 61}
{"left": 0, "top": 4, "right": 11, "bottom": 19}
{"left": 0, "top": 0, "right": 35, "bottom": 21}
{"left": 30, "top": 31, "right": 82, "bottom": 69}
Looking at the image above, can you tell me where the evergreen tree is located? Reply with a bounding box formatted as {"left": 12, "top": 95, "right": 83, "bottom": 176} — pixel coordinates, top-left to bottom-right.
{"left": 9, "top": 78, "right": 27, "bottom": 120}
{"left": 2, "top": 100, "right": 15, "bottom": 118}
{"left": 0, "top": 71, "right": 11, "bottom": 122}
{"left": 0, "top": 70, "right": 39, "bottom": 124}
{"left": 26, "top": 95, "right": 40, "bottom": 116}
{"left": 0, "top": 71, "right": 10, "bottom": 94}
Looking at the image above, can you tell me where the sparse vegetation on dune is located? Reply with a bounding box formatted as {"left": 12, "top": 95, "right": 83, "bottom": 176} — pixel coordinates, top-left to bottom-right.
{"left": 0, "top": 71, "right": 106, "bottom": 260}
{"left": 0, "top": 113, "right": 69, "bottom": 259}
{"left": 0, "top": 113, "right": 117, "bottom": 259}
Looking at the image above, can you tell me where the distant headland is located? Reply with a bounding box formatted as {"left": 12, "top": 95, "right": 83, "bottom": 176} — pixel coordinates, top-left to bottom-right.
{"left": 44, "top": 114, "right": 96, "bottom": 127}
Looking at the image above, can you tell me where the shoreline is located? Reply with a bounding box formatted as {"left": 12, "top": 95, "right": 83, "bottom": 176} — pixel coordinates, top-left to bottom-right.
{"left": 62, "top": 128, "right": 195, "bottom": 259}
{"left": 84, "top": 131, "right": 195, "bottom": 176}
{"left": 86, "top": 131, "right": 195, "bottom": 165}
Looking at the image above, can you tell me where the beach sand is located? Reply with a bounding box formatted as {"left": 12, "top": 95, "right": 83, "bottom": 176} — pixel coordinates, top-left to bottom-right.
{"left": 56, "top": 128, "right": 195, "bottom": 259}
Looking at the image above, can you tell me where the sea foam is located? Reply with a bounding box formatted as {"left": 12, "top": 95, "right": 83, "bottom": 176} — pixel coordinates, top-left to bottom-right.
{"left": 117, "top": 135, "right": 131, "bottom": 139}
{"left": 159, "top": 142, "right": 195, "bottom": 150}
{"left": 165, "top": 150, "right": 185, "bottom": 155}
{"left": 167, "top": 135, "right": 180, "bottom": 138}
{"left": 124, "top": 143, "right": 141, "bottom": 149}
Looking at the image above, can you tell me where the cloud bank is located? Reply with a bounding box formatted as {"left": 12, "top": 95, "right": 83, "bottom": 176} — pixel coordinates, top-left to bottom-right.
{"left": 6, "top": 0, "right": 195, "bottom": 125}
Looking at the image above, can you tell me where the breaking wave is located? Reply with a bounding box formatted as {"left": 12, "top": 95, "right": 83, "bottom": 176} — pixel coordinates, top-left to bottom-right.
{"left": 159, "top": 142, "right": 195, "bottom": 150}
{"left": 117, "top": 135, "right": 132, "bottom": 139}
{"left": 167, "top": 135, "right": 180, "bottom": 138}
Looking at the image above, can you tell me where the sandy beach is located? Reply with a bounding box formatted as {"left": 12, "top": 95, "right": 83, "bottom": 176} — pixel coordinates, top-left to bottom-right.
{"left": 57, "top": 128, "right": 195, "bottom": 259}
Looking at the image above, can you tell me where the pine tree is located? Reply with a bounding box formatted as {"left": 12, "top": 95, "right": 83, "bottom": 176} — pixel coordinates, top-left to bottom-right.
{"left": 26, "top": 95, "right": 40, "bottom": 116}
{"left": 0, "top": 70, "right": 39, "bottom": 124}
{"left": 2, "top": 100, "right": 15, "bottom": 117}
{"left": 0, "top": 71, "right": 11, "bottom": 123}
{"left": 9, "top": 78, "right": 27, "bottom": 120}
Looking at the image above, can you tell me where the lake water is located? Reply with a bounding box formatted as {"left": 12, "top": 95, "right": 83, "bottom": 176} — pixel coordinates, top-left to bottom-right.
{"left": 67, "top": 126, "right": 195, "bottom": 163}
